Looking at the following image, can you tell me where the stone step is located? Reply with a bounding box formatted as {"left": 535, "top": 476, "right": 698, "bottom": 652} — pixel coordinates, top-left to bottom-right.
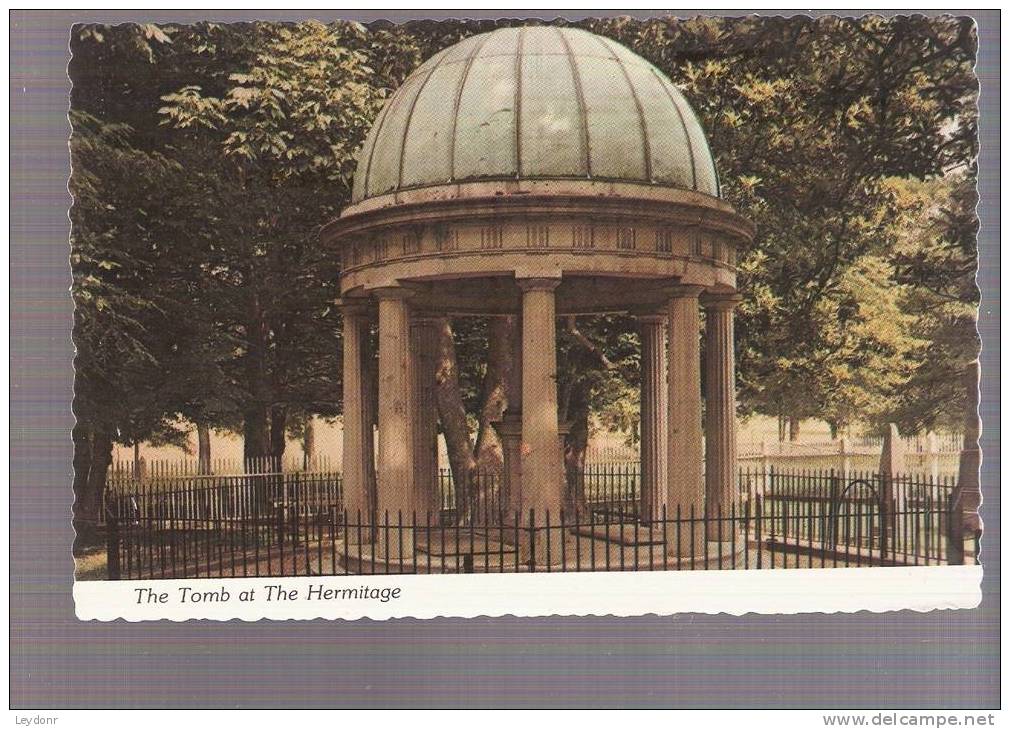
{"left": 416, "top": 535, "right": 517, "bottom": 557}
{"left": 571, "top": 522, "right": 665, "bottom": 546}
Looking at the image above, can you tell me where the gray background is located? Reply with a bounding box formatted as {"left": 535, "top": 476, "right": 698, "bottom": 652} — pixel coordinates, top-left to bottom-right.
{"left": 10, "top": 9, "right": 1000, "bottom": 709}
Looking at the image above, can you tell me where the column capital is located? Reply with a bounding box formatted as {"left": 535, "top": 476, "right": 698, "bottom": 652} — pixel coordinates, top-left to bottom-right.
{"left": 661, "top": 284, "right": 706, "bottom": 301}
{"left": 370, "top": 285, "right": 415, "bottom": 302}
{"left": 410, "top": 311, "right": 443, "bottom": 325}
{"left": 336, "top": 297, "right": 374, "bottom": 318}
{"left": 632, "top": 307, "right": 667, "bottom": 324}
{"left": 516, "top": 276, "right": 562, "bottom": 293}
{"left": 701, "top": 291, "right": 743, "bottom": 311}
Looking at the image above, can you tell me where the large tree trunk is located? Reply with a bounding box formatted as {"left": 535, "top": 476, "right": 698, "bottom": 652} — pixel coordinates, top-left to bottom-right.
{"left": 302, "top": 417, "right": 315, "bottom": 470}
{"left": 949, "top": 360, "right": 982, "bottom": 564}
{"left": 433, "top": 317, "right": 476, "bottom": 515}
{"left": 470, "top": 316, "right": 514, "bottom": 521}
{"left": 777, "top": 412, "right": 787, "bottom": 442}
{"left": 77, "top": 427, "right": 112, "bottom": 527}
{"left": 72, "top": 422, "right": 92, "bottom": 511}
{"left": 788, "top": 416, "right": 801, "bottom": 441}
{"left": 243, "top": 406, "right": 271, "bottom": 469}
{"left": 270, "top": 405, "right": 287, "bottom": 463}
{"left": 243, "top": 291, "right": 273, "bottom": 470}
{"left": 473, "top": 316, "right": 513, "bottom": 473}
{"left": 197, "top": 423, "right": 212, "bottom": 474}
{"left": 564, "top": 385, "right": 591, "bottom": 512}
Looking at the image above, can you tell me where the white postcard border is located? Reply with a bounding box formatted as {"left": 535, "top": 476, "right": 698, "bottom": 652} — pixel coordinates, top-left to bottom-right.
{"left": 74, "top": 565, "right": 982, "bottom": 621}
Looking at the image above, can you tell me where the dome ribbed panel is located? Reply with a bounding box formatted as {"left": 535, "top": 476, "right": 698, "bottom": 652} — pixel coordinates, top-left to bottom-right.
{"left": 453, "top": 50, "right": 518, "bottom": 179}
{"left": 351, "top": 26, "right": 720, "bottom": 203}
{"left": 399, "top": 60, "right": 466, "bottom": 187}
{"left": 519, "top": 45, "right": 585, "bottom": 177}
{"left": 365, "top": 71, "right": 427, "bottom": 198}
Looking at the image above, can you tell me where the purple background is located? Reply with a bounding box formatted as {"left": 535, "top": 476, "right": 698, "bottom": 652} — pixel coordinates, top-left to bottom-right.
{"left": 10, "top": 10, "right": 1001, "bottom": 709}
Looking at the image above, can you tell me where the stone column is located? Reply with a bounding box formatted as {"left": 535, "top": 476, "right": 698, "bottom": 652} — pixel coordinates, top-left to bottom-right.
{"left": 374, "top": 287, "right": 417, "bottom": 540}
{"left": 411, "top": 313, "right": 440, "bottom": 517}
{"left": 666, "top": 286, "right": 705, "bottom": 557}
{"left": 517, "top": 277, "right": 562, "bottom": 521}
{"left": 340, "top": 300, "right": 375, "bottom": 519}
{"left": 637, "top": 313, "right": 668, "bottom": 524}
{"left": 702, "top": 293, "right": 741, "bottom": 541}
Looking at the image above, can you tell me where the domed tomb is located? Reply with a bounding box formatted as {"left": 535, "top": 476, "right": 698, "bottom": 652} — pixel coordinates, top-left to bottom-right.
{"left": 351, "top": 25, "right": 720, "bottom": 203}
{"left": 327, "top": 27, "right": 754, "bottom": 555}
{"left": 323, "top": 26, "right": 753, "bottom": 311}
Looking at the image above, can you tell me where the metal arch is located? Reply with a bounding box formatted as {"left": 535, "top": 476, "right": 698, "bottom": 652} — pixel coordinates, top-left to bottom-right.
{"left": 826, "top": 476, "right": 889, "bottom": 561}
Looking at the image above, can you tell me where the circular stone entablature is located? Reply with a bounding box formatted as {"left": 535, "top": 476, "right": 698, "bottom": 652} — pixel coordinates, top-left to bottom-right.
{"left": 322, "top": 26, "right": 754, "bottom": 315}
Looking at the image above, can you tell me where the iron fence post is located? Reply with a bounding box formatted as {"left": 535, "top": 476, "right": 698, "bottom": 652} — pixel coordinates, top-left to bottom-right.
{"left": 106, "top": 503, "right": 121, "bottom": 581}
{"left": 528, "top": 508, "right": 536, "bottom": 573}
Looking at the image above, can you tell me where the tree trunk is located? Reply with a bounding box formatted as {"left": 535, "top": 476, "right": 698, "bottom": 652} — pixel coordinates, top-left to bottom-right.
{"left": 270, "top": 406, "right": 287, "bottom": 466}
{"left": 473, "top": 316, "right": 513, "bottom": 473}
{"left": 243, "top": 406, "right": 271, "bottom": 470}
{"left": 197, "top": 423, "right": 212, "bottom": 474}
{"left": 433, "top": 317, "right": 476, "bottom": 514}
{"left": 788, "top": 416, "right": 801, "bottom": 441}
{"left": 777, "top": 413, "right": 787, "bottom": 442}
{"left": 243, "top": 291, "right": 273, "bottom": 470}
{"left": 72, "top": 422, "right": 93, "bottom": 522}
{"left": 79, "top": 427, "right": 112, "bottom": 526}
{"left": 564, "top": 387, "right": 591, "bottom": 511}
{"left": 949, "top": 360, "right": 981, "bottom": 563}
{"left": 303, "top": 417, "right": 315, "bottom": 470}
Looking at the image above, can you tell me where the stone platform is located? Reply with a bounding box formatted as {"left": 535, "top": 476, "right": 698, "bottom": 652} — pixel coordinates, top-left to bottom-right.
{"left": 337, "top": 529, "right": 743, "bottom": 574}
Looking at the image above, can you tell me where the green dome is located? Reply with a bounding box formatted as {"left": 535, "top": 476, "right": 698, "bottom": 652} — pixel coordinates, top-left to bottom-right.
{"left": 351, "top": 26, "right": 720, "bottom": 204}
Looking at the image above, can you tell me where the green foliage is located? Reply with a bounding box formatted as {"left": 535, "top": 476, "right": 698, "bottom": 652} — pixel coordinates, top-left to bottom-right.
{"left": 69, "top": 110, "right": 230, "bottom": 445}
{"left": 69, "top": 16, "right": 980, "bottom": 454}
{"left": 584, "top": 15, "right": 977, "bottom": 433}
{"left": 557, "top": 316, "right": 641, "bottom": 444}
{"left": 888, "top": 173, "right": 980, "bottom": 431}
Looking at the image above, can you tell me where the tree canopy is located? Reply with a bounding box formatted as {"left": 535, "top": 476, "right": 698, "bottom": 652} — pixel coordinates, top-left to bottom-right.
{"left": 68, "top": 15, "right": 980, "bottom": 517}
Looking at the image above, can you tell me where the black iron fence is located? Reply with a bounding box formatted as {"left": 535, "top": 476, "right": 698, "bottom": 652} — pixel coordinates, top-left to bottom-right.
{"left": 436, "top": 464, "right": 643, "bottom": 523}
{"left": 104, "top": 467, "right": 343, "bottom": 524}
{"left": 103, "top": 466, "right": 962, "bottom": 580}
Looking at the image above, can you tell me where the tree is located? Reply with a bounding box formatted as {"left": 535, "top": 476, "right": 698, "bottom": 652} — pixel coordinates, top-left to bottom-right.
{"left": 69, "top": 16, "right": 980, "bottom": 508}
{"left": 155, "top": 21, "right": 387, "bottom": 462}
{"left": 889, "top": 173, "right": 980, "bottom": 431}
{"left": 69, "top": 110, "right": 221, "bottom": 521}
{"left": 586, "top": 15, "right": 977, "bottom": 434}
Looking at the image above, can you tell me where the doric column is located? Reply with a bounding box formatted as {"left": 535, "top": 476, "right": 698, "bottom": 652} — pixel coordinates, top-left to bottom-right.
{"left": 340, "top": 300, "right": 375, "bottom": 518}
{"left": 702, "top": 292, "right": 741, "bottom": 540}
{"left": 666, "top": 286, "right": 705, "bottom": 556}
{"left": 517, "top": 277, "right": 562, "bottom": 520}
{"left": 637, "top": 313, "right": 667, "bottom": 523}
{"left": 374, "top": 287, "right": 417, "bottom": 529}
{"left": 411, "top": 313, "right": 440, "bottom": 516}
